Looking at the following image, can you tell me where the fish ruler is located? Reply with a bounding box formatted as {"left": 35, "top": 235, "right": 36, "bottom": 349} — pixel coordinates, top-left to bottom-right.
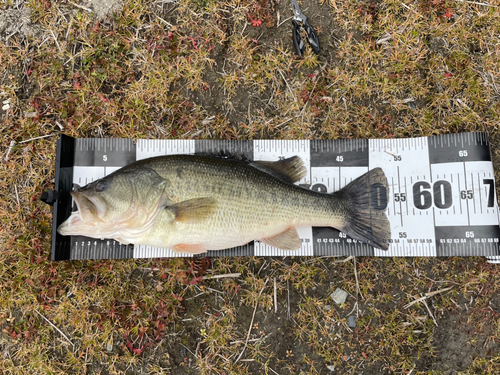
{"left": 47, "top": 133, "right": 500, "bottom": 263}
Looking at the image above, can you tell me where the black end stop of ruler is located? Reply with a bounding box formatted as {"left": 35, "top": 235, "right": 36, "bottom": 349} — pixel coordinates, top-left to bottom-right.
{"left": 41, "top": 190, "right": 59, "bottom": 206}
{"left": 51, "top": 134, "right": 76, "bottom": 261}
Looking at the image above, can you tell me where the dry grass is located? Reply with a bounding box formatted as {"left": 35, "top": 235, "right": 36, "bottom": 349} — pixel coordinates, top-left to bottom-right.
{"left": 1, "top": 0, "right": 500, "bottom": 373}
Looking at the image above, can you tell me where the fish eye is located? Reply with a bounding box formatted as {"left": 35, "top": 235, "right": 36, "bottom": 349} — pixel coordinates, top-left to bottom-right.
{"left": 95, "top": 181, "right": 107, "bottom": 192}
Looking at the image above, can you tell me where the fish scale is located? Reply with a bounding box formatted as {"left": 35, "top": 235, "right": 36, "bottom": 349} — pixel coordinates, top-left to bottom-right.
{"left": 142, "top": 155, "right": 348, "bottom": 250}
{"left": 58, "top": 154, "right": 390, "bottom": 254}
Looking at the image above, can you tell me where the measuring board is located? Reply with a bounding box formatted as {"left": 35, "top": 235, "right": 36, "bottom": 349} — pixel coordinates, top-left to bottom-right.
{"left": 48, "top": 133, "right": 500, "bottom": 262}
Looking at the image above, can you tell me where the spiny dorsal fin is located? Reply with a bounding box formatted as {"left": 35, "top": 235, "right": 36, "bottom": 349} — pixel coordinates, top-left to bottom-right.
{"left": 261, "top": 227, "right": 301, "bottom": 250}
{"left": 251, "top": 156, "right": 307, "bottom": 183}
{"left": 168, "top": 197, "right": 217, "bottom": 223}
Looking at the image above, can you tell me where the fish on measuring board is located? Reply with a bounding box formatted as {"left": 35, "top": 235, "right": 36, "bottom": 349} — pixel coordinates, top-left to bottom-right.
{"left": 57, "top": 154, "right": 391, "bottom": 253}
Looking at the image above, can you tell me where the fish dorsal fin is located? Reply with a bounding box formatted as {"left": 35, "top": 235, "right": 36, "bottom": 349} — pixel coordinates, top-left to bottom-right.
{"left": 261, "top": 227, "right": 301, "bottom": 250}
{"left": 167, "top": 197, "right": 217, "bottom": 223}
{"left": 251, "top": 156, "right": 307, "bottom": 183}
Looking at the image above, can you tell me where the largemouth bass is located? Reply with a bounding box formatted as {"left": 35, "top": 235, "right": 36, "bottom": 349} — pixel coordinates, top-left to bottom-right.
{"left": 57, "top": 155, "right": 390, "bottom": 253}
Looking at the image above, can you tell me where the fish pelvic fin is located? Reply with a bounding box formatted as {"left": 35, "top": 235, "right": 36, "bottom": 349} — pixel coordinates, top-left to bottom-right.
{"left": 334, "top": 168, "right": 391, "bottom": 250}
{"left": 261, "top": 227, "right": 301, "bottom": 250}
{"left": 172, "top": 243, "right": 208, "bottom": 254}
{"left": 168, "top": 197, "right": 217, "bottom": 223}
{"left": 251, "top": 156, "right": 306, "bottom": 183}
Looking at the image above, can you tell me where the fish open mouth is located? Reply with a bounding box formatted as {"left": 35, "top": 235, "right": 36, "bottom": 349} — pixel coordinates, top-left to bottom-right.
{"left": 57, "top": 182, "right": 164, "bottom": 244}
{"left": 57, "top": 191, "right": 96, "bottom": 235}
{"left": 65, "top": 191, "right": 84, "bottom": 226}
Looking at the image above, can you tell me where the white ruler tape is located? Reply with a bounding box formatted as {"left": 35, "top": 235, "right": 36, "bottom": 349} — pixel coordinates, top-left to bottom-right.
{"left": 62, "top": 133, "right": 500, "bottom": 261}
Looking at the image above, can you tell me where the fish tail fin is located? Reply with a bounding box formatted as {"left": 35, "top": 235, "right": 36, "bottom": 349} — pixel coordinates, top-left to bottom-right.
{"left": 333, "top": 168, "right": 391, "bottom": 250}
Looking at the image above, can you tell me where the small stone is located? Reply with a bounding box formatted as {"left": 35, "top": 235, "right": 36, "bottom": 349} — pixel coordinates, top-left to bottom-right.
{"left": 330, "top": 288, "right": 348, "bottom": 305}
{"left": 347, "top": 315, "right": 356, "bottom": 328}
{"left": 106, "top": 343, "right": 113, "bottom": 351}
{"left": 324, "top": 305, "right": 331, "bottom": 311}
{"left": 2, "top": 101, "right": 10, "bottom": 111}
{"left": 326, "top": 364, "right": 335, "bottom": 371}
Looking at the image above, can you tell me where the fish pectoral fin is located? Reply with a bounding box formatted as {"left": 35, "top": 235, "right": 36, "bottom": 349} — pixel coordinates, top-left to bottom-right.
{"left": 261, "top": 227, "right": 301, "bottom": 250}
{"left": 251, "top": 156, "right": 306, "bottom": 183}
{"left": 167, "top": 197, "right": 217, "bottom": 223}
{"left": 172, "top": 243, "right": 208, "bottom": 254}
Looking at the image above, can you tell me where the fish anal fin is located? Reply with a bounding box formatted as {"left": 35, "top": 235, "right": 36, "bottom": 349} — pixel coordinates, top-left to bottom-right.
{"left": 168, "top": 197, "right": 216, "bottom": 223}
{"left": 252, "top": 156, "right": 306, "bottom": 183}
{"left": 172, "top": 243, "right": 208, "bottom": 254}
{"left": 261, "top": 227, "right": 301, "bottom": 250}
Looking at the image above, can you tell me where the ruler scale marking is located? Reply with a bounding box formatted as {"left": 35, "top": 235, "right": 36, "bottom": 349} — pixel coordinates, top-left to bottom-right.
{"left": 477, "top": 173, "right": 482, "bottom": 214}
{"left": 464, "top": 163, "right": 470, "bottom": 226}
{"left": 54, "top": 133, "right": 500, "bottom": 260}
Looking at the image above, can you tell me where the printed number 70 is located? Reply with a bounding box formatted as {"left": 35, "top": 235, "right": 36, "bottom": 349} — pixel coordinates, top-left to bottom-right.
{"left": 484, "top": 179, "right": 495, "bottom": 208}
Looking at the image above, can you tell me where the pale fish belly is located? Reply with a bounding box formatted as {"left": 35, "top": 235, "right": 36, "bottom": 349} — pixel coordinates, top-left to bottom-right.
{"left": 140, "top": 198, "right": 301, "bottom": 250}
{"left": 181, "top": 223, "right": 293, "bottom": 250}
{"left": 144, "top": 215, "right": 293, "bottom": 250}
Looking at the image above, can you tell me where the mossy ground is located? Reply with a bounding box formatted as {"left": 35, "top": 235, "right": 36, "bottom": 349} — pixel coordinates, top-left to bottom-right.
{"left": 1, "top": 0, "right": 500, "bottom": 373}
